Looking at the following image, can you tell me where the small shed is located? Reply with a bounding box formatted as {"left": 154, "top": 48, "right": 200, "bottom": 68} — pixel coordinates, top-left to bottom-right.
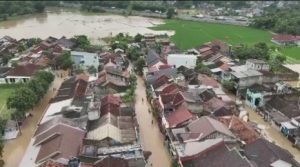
{"left": 3, "top": 120, "right": 19, "bottom": 140}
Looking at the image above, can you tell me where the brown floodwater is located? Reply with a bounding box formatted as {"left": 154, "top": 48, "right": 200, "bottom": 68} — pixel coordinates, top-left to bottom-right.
{"left": 2, "top": 71, "right": 67, "bottom": 167}
{"left": 0, "top": 9, "right": 173, "bottom": 43}
{"left": 135, "top": 76, "right": 172, "bottom": 167}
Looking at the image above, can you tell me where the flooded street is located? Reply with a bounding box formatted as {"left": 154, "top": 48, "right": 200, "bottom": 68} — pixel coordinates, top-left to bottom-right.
{"left": 135, "top": 76, "right": 172, "bottom": 167}
{"left": 0, "top": 9, "right": 173, "bottom": 43}
{"left": 245, "top": 105, "right": 300, "bottom": 162}
{"left": 2, "top": 71, "right": 67, "bottom": 167}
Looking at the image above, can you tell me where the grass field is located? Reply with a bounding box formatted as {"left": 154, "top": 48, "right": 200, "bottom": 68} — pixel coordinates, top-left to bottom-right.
{"left": 152, "top": 19, "right": 300, "bottom": 61}
{"left": 0, "top": 85, "right": 19, "bottom": 119}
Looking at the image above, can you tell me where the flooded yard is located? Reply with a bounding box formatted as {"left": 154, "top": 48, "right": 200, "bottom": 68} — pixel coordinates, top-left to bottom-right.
{"left": 0, "top": 9, "right": 174, "bottom": 43}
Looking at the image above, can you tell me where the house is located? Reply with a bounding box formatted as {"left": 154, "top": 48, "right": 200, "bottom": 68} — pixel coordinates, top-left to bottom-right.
{"left": 19, "top": 123, "right": 86, "bottom": 166}
{"left": 167, "top": 54, "right": 197, "bottom": 69}
{"left": 100, "top": 94, "right": 122, "bottom": 116}
{"left": 245, "top": 59, "right": 270, "bottom": 71}
{"left": 143, "top": 33, "right": 156, "bottom": 45}
{"left": 245, "top": 83, "right": 274, "bottom": 109}
{"left": 146, "top": 66, "right": 177, "bottom": 84}
{"left": 86, "top": 112, "right": 136, "bottom": 145}
{"left": 0, "top": 35, "right": 18, "bottom": 55}
{"left": 179, "top": 139, "right": 252, "bottom": 167}
{"left": 244, "top": 138, "right": 300, "bottom": 167}
{"left": 97, "top": 67, "right": 131, "bottom": 91}
{"left": 39, "top": 36, "right": 58, "bottom": 49}
{"left": 271, "top": 34, "right": 300, "bottom": 46}
{"left": 197, "top": 74, "right": 219, "bottom": 88}
{"left": 258, "top": 94, "right": 300, "bottom": 129}
{"left": 145, "top": 49, "right": 165, "bottom": 68}
{"left": 218, "top": 115, "right": 259, "bottom": 144}
{"left": 170, "top": 116, "right": 235, "bottom": 143}
{"left": 0, "top": 67, "right": 11, "bottom": 84}
{"left": 50, "top": 76, "right": 89, "bottom": 103}
{"left": 227, "top": 64, "right": 263, "bottom": 89}
{"left": 80, "top": 155, "right": 146, "bottom": 167}
{"left": 71, "top": 51, "right": 99, "bottom": 70}
{"left": 203, "top": 97, "right": 234, "bottom": 117}
{"left": 57, "top": 36, "right": 75, "bottom": 49}
{"left": 5, "top": 64, "right": 44, "bottom": 84}
{"left": 162, "top": 106, "right": 195, "bottom": 128}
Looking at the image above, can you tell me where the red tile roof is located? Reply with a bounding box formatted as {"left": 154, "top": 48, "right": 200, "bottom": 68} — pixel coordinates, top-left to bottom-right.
{"left": 218, "top": 116, "right": 259, "bottom": 144}
{"left": 7, "top": 64, "right": 43, "bottom": 77}
{"left": 38, "top": 159, "right": 65, "bottom": 167}
{"left": 198, "top": 74, "right": 219, "bottom": 88}
{"left": 94, "top": 156, "right": 129, "bottom": 167}
{"left": 159, "top": 64, "right": 173, "bottom": 70}
{"left": 100, "top": 94, "right": 122, "bottom": 116}
{"left": 166, "top": 106, "right": 194, "bottom": 128}
{"left": 203, "top": 97, "right": 227, "bottom": 113}
{"left": 101, "top": 94, "right": 121, "bottom": 106}
{"left": 272, "top": 34, "right": 300, "bottom": 42}
{"left": 152, "top": 75, "right": 170, "bottom": 89}
{"left": 34, "top": 124, "right": 85, "bottom": 164}
{"left": 161, "top": 83, "right": 179, "bottom": 94}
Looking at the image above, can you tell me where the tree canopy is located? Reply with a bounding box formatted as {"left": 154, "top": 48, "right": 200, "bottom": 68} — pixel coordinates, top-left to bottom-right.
{"left": 55, "top": 52, "right": 74, "bottom": 70}
{"left": 232, "top": 42, "right": 270, "bottom": 62}
{"left": 250, "top": 4, "right": 300, "bottom": 35}
{"left": 6, "top": 71, "right": 54, "bottom": 119}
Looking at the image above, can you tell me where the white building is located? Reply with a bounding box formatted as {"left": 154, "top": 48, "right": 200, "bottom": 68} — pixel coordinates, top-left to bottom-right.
{"left": 71, "top": 51, "right": 99, "bottom": 70}
{"left": 167, "top": 54, "right": 197, "bottom": 69}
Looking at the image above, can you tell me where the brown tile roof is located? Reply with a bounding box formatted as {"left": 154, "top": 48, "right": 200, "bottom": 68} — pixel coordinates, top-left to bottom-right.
{"left": 38, "top": 159, "right": 65, "bottom": 167}
{"left": 161, "top": 83, "right": 179, "bottom": 94}
{"left": 166, "top": 106, "right": 194, "bottom": 128}
{"left": 272, "top": 34, "right": 300, "bottom": 42}
{"left": 6, "top": 64, "right": 43, "bottom": 77}
{"left": 198, "top": 74, "right": 219, "bottom": 88}
{"left": 203, "top": 97, "right": 227, "bottom": 113}
{"left": 152, "top": 75, "right": 170, "bottom": 89}
{"left": 218, "top": 116, "right": 259, "bottom": 144}
{"left": 100, "top": 94, "right": 122, "bottom": 116}
{"left": 160, "top": 92, "right": 184, "bottom": 107}
{"left": 177, "top": 116, "right": 234, "bottom": 142}
{"left": 101, "top": 94, "right": 121, "bottom": 106}
{"left": 94, "top": 156, "right": 129, "bottom": 167}
{"left": 182, "top": 142, "right": 252, "bottom": 167}
{"left": 34, "top": 124, "right": 85, "bottom": 164}
{"left": 245, "top": 138, "right": 300, "bottom": 167}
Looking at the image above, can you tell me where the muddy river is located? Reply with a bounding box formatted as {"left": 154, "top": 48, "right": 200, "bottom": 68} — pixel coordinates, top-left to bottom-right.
{"left": 0, "top": 9, "right": 173, "bottom": 43}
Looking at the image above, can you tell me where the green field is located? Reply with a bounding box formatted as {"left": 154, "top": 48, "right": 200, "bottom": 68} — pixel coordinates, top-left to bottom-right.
{"left": 152, "top": 19, "right": 300, "bottom": 61}
{"left": 0, "top": 85, "right": 18, "bottom": 119}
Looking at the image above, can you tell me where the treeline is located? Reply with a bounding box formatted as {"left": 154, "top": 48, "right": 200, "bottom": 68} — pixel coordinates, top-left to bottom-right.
{"left": 80, "top": 1, "right": 168, "bottom": 13}
{"left": 6, "top": 71, "right": 54, "bottom": 120}
{"left": 0, "top": 1, "right": 48, "bottom": 20}
{"left": 250, "top": 4, "right": 300, "bottom": 35}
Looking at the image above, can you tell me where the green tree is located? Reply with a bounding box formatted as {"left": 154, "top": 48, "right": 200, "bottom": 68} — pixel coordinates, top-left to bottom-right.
{"left": 134, "top": 57, "right": 145, "bottom": 75}
{"left": 87, "top": 65, "right": 98, "bottom": 75}
{"left": 7, "top": 87, "right": 38, "bottom": 118}
{"left": 127, "top": 47, "right": 142, "bottom": 61}
{"left": 34, "top": 71, "right": 55, "bottom": 83}
{"left": 166, "top": 7, "right": 175, "bottom": 19}
{"left": 33, "top": 2, "right": 45, "bottom": 13}
{"left": 222, "top": 80, "right": 236, "bottom": 92}
{"left": 73, "top": 35, "right": 91, "bottom": 49}
{"left": 27, "top": 79, "right": 47, "bottom": 101}
{"left": 134, "top": 33, "right": 143, "bottom": 43}
{"left": 55, "top": 52, "right": 74, "bottom": 70}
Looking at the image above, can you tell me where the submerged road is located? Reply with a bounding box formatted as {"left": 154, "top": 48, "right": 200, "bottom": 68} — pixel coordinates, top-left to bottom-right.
{"left": 2, "top": 71, "right": 67, "bottom": 167}
{"left": 135, "top": 76, "right": 172, "bottom": 167}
